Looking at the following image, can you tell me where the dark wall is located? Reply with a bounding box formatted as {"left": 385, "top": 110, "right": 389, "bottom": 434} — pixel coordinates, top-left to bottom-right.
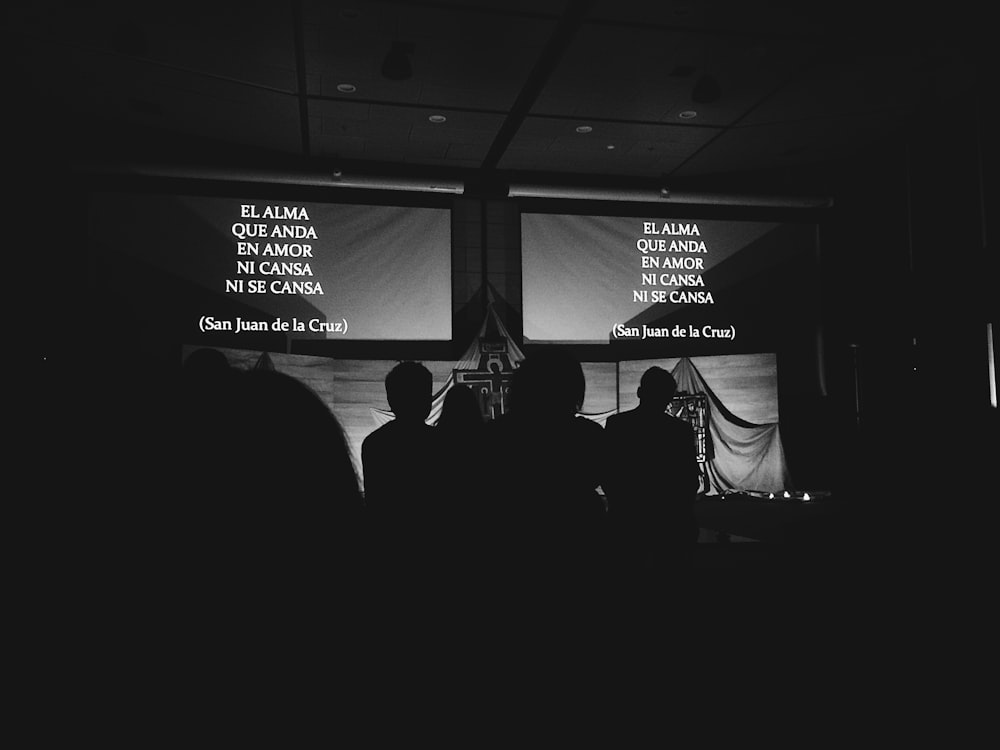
{"left": 813, "top": 77, "right": 994, "bottom": 542}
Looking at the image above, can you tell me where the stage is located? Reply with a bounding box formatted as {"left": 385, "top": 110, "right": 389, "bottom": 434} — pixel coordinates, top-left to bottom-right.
{"left": 691, "top": 494, "right": 852, "bottom": 573}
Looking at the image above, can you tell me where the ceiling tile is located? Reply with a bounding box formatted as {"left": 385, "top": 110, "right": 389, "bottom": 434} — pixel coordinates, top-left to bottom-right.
{"left": 303, "top": 0, "right": 556, "bottom": 111}
{"left": 12, "top": 1, "right": 298, "bottom": 91}
{"left": 672, "top": 113, "right": 909, "bottom": 177}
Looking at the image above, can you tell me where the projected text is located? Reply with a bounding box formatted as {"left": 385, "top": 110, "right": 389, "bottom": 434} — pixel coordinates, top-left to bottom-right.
{"left": 226, "top": 204, "right": 325, "bottom": 296}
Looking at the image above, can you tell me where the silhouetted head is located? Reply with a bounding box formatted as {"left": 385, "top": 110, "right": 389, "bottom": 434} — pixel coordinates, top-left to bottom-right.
{"left": 385, "top": 361, "right": 433, "bottom": 422}
{"left": 182, "top": 347, "right": 231, "bottom": 389}
{"left": 437, "top": 383, "right": 483, "bottom": 431}
{"left": 235, "top": 369, "right": 361, "bottom": 505}
{"left": 638, "top": 366, "right": 677, "bottom": 412}
{"left": 178, "top": 348, "right": 236, "bottom": 423}
{"left": 509, "top": 347, "right": 585, "bottom": 419}
{"left": 184, "top": 347, "right": 230, "bottom": 375}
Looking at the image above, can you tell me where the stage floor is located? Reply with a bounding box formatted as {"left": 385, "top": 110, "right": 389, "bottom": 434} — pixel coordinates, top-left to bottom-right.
{"left": 695, "top": 495, "right": 845, "bottom": 543}
{"left": 691, "top": 495, "right": 852, "bottom": 573}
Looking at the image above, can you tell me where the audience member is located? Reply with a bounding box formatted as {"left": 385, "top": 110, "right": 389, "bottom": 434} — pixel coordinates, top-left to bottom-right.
{"left": 436, "top": 383, "right": 488, "bottom": 568}
{"left": 173, "top": 348, "right": 240, "bottom": 493}
{"left": 437, "top": 383, "right": 486, "bottom": 435}
{"left": 487, "top": 347, "right": 607, "bottom": 584}
{"left": 362, "top": 361, "right": 443, "bottom": 573}
{"left": 165, "top": 361, "right": 367, "bottom": 628}
{"left": 171, "top": 358, "right": 362, "bottom": 508}
{"left": 436, "top": 382, "right": 487, "bottom": 496}
{"left": 215, "top": 368, "right": 359, "bottom": 529}
{"left": 233, "top": 368, "right": 362, "bottom": 508}
{"left": 603, "top": 366, "right": 700, "bottom": 579}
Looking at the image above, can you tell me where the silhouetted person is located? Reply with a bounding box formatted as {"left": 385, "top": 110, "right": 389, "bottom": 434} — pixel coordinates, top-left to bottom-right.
{"left": 182, "top": 346, "right": 231, "bottom": 380}
{"left": 233, "top": 369, "right": 363, "bottom": 508}
{"left": 603, "top": 367, "right": 700, "bottom": 578}
{"left": 362, "top": 361, "right": 443, "bottom": 573}
{"left": 171, "top": 360, "right": 361, "bottom": 507}
{"left": 174, "top": 348, "right": 239, "bottom": 480}
{"left": 436, "top": 383, "right": 488, "bottom": 569}
{"left": 438, "top": 383, "right": 486, "bottom": 435}
{"left": 179, "top": 368, "right": 363, "bottom": 574}
{"left": 150, "top": 364, "right": 371, "bottom": 657}
{"left": 487, "top": 347, "right": 606, "bottom": 585}
{"left": 436, "top": 382, "right": 487, "bottom": 498}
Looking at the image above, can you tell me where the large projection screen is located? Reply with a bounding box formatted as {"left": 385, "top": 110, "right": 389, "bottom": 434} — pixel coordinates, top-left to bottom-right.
{"left": 522, "top": 212, "right": 820, "bottom": 357}
{"left": 88, "top": 191, "right": 453, "bottom": 347}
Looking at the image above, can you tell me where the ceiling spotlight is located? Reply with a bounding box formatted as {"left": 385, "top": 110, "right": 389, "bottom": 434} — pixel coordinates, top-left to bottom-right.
{"left": 336, "top": 83, "right": 357, "bottom": 93}
{"left": 692, "top": 74, "right": 721, "bottom": 103}
{"left": 678, "top": 110, "right": 698, "bottom": 119}
{"left": 575, "top": 125, "right": 593, "bottom": 133}
{"left": 428, "top": 114, "right": 447, "bottom": 123}
{"left": 606, "top": 144, "right": 615, "bottom": 150}
{"left": 381, "top": 40, "right": 414, "bottom": 81}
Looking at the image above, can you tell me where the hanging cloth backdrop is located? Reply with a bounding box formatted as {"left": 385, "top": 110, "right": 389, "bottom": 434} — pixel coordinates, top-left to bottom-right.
{"left": 671, "top": 357, "right": 792, "bottom": 495}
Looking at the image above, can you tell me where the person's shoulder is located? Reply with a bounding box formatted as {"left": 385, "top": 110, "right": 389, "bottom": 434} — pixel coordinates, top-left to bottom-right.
{"left": 417, "top": 421, "right": 442, "bottom": 441}
{"left": 365, "top": 420, "right": 393, "bottom": 437}
{"left": 573, "top": 415, "right": 606, "bottom": 436}
{"left": 395, "top": 419, "right": 442, "bottom": 447}
{"left": 606, "top": 407, "right": 640, "bottom": 427}
{"left": 664, "top": 413, "right": 693, "bottom": 429}
{"left": 362, "top": 420, "right": 396, "bottom": 447}
{"left": 663, "top": 413, "right": 695, "bottom": 438}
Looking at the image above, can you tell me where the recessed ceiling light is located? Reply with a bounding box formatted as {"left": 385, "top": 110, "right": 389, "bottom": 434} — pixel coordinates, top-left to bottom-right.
{"left": 428, "top": 114, "right": 447, "bottom": 123}
{"left": 575, "top": 125, "right": 593, "bottom": 133}
{"left": 336, "top": 83, "right": 357, "bottom": 93}
{"left": 679, "top": 110, "right": 698, "bottom": 119}
{"left": 606, "top": 144, "right": 616, "bottom": 150}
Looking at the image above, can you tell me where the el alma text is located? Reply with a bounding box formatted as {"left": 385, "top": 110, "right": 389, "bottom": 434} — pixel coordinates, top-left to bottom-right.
{"left": 240, "top": 205, "right": 311, "bottom": 220}
{"left": 643, "top": 222, "right": 700, "bottom": 235}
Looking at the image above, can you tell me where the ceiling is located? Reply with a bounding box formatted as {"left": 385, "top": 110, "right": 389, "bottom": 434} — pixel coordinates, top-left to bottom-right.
{"left": 9, "top": 0, "right": 989, "bottom": 196}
